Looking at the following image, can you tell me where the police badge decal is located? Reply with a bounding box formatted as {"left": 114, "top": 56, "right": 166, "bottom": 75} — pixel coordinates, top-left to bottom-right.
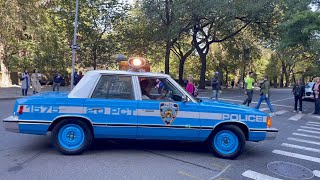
{"left": 160, "top": 102, "right": 179, "bottom": 125}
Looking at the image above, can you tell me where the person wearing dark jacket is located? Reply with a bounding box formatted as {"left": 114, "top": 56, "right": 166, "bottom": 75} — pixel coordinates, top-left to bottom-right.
{"left": 211, "top": 72, "right": 222, "bottom": 100}
{"left": 312, "top": 77, "right": 320, "bottom": 115}
{"left": 292, "top": 79, "right": 305, "bottom": 113}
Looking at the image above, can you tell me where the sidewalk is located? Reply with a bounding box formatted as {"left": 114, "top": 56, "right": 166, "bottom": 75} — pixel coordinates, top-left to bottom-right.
{"left": 0, "top": 85, "right": 69, "bottom": 100}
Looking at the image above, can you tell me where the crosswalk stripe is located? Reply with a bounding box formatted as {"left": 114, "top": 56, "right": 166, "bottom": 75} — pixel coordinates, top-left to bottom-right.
{"left": 272, "top": 150, "right": 320, "bottom": 163}
{"left": 292, "top": 133, "right": 320, "bottom": 140}
{"left": 314, "top": 170, "right": 320, "bottom": 178}
{"left": 312, "top": 115, "right": 320, "bottom": 120}
{"left": 288, "top": 114, "right": 304, "bottom": 121}
{"left": 259, "top": 108, "right": 269, "bottom": 111}
{"left": 300, "top": 126, "right": 320, "bottom": 131}
{"left": 242, "top": 170, "right": 282, "bottom": 180}
{"left": 275, "top": 110, "right": 288, "bottom": 115}
{"left": 297, "top": 129, "right": 320, "bottom": 134}
{"left": 306, "top": 123, "right": 320, "bottom": 127}
{"left": 288, "top": 137, "right": 320, "bottom": 146}
{"left": 308, "top": 121, "right": 320, "bottom": 125}
{"left": 281, "top": 143, "right": 320, "bottom": 153}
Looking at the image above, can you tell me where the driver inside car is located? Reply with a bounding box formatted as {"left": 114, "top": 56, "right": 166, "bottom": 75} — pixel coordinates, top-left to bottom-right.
{"left": 140, "top": 79, "right": 172, "bottom": 101}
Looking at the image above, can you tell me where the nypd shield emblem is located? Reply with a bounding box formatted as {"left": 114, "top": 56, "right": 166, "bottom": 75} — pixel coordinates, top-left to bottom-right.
{"left": 160, "top": 102, "right": 179, "bottom": 125}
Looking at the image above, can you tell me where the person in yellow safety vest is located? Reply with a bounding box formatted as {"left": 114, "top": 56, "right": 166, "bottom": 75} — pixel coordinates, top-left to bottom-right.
{"left": 242, "top": 72, "right": 254, "bottom": 106}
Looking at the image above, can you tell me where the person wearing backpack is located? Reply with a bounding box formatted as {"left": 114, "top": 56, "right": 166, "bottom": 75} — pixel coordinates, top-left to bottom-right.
{"left": 255, "top": 75, "right": 274, "bottom": 113}
{"left": 292, "top": 79, "right": 305, "bottom": 113}
{"left": 211, "top": 72, "right": 222, "bottom": 100}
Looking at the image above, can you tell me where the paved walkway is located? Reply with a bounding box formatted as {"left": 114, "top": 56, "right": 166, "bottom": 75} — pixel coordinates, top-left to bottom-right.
{"left": 0, "top": 85, "right": 69, "bottom": 100}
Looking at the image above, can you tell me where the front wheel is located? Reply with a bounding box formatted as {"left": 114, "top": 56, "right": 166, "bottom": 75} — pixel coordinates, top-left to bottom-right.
{"left": 208, "top": 125, "right": 245, "bottom": 159}
{"left": 52, "top": 119, "right": 93, "bottom": 155}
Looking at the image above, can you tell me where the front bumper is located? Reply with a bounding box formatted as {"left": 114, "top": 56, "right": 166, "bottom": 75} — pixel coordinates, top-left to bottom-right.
{"left": 265, "top": 128, "right": 278, "bottom": 140}
{"left": 3, "top": 116, "right": 19, "bottom": 133}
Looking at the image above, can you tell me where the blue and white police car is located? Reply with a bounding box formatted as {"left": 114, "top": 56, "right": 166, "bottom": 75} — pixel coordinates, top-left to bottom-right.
{"left": 3, "top": 58, "right": 277, "bottom": 159}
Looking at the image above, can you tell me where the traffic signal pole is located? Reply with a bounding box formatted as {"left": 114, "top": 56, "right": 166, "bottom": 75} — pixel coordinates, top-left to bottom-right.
{"left": 71, "top": 0, "right": 79, "bottom": 90}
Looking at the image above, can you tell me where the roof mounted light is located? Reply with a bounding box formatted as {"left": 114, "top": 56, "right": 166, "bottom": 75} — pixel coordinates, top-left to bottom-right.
{"left": 128, "top": 57, "right": 146, "bottom": 68}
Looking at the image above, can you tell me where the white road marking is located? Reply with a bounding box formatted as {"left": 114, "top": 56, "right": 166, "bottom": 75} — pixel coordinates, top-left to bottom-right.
{"left": 308, "top": 121, "right": 320, "bottom": 125}
{"left": 259, "top": 108, "right": 269, "bottom": 111}
{"left": 242, "top": 170, "right": 282, "bottom": 180}
{"left": 209, "top": 164, "right": 231, "bottom": 180}
{"left": 274, "top": 110, "right": 288, "bottom": 115}
{"left": 300, "top": 126, "right": 320, "bottom": 131}
{"left": 297, "top": 129, "right": 320, "bottom": 134}
{"left": 271, "top": 97, "right": 294, "bottom": 103}
{"left": 219, "top": 98, "right": 292, "bottom": 108}
{"left": 288, "top": 114, "right": 304, "bottom": 121}
{"left": 314, "top": 170, "right": 320, "bottom": 178}
{"left": 292, "top": 133, "right": 320, "bottom": 140}
{"left": 272, "top": 150, "right": 320, "bottom": 163}
{"left": 288, "top": 137, "right": 320, "bottom": 146}
{"left": 306, "top": 123, "right": 320, "bottom": 127}
{"left": 311, "top": 115, "right": 320, "bottom": 120}
{"left": 281, "top": 143, "right": 320, "bottom": 153}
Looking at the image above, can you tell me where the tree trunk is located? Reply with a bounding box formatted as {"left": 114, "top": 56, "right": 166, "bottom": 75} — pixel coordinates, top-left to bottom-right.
{"left": 292, "top": 73, "right": 296, "bottom": 85}
{"left": 273, "top": 76, "right": 278, "bottom": 88}
{"left": 280, "top": 62, "right": 286, "bottom": 88}
{"left": 165, "top": 41, "right": 171, "bottom": 75}
{"left": 225, "top": 69, "right": 229, "bottom": 88}
{"left": 284, "top": 68, "right": 290, "bottom": 87}
{"left": 93, "top": 48, "right": 97, "bottom": 70}
{"left": 199, "top": 54, "right": 207, "bottom": 89}
{"left": 0, "top": 44, "right": 11, "bottom": 87}
{"left": 178, "top": 57, "right": 186, "bottom": 85}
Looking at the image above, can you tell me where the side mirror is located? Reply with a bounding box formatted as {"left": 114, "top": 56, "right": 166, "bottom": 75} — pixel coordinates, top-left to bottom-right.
{"left": 182, "top": 95, "right": 188, "bottom": 103}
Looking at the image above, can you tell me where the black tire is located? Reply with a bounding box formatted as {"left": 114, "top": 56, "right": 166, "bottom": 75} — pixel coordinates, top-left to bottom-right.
{"left": 52, "top": 119, "right": 93, "bottom": 155}
{"left": 208, "top": 125, "right": 245, "bottom": 159}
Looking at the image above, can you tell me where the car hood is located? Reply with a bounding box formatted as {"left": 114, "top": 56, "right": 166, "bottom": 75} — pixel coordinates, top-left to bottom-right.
{"left": 199, "top": 98, "right": 267, "bottom": 116}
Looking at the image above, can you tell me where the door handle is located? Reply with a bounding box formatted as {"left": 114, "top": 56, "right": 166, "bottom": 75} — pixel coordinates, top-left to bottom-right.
{"left": 145, "top": 110, "right": 155, "bottom": 112}
{"left": 92, "top": 108, "right": 102, "bottom": 110}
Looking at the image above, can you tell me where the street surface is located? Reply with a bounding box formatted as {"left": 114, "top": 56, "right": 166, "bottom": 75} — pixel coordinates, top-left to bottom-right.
{"left": 1, "top": 88, "right": 320, "bottom": 180}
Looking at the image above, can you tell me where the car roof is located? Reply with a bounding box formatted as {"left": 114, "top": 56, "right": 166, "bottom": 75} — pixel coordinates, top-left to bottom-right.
{"left": 86, "top": 70, "right": 170, "bottom": 78}
{"left": 69, "top": 70, "right": 171, "bottom": 98}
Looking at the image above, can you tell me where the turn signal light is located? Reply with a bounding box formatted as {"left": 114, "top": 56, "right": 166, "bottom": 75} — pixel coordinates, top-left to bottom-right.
{"left": 267, "top": 116, "right": 272, "bottom": 127}
{"left": 18, "top": 105, "right": 24, "bottom": 115}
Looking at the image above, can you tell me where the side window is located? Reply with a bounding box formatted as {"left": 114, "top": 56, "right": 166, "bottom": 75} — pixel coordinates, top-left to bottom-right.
{"left": 139, "top": 77, "right": 185, "bottom": 101}
{"left": 91, "top": 75, "right": 134, "bottom": 100}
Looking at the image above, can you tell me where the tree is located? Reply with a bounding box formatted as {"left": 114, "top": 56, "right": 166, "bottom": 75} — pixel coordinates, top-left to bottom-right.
{"left": 177, "top": 0, "right": 280, "bottom": 89}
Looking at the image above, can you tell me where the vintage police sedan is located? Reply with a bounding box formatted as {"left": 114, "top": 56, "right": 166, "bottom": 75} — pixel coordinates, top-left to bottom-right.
{"left": 3, "top": 70, "right": 277, "bottom": 159}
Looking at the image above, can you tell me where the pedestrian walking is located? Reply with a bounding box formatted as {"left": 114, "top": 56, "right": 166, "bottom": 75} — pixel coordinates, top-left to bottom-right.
{"left": 186, "top": 75, "right": 195, "bottom": 96}
{"left": 31, "top": 69, "right": 41, "bottom": 94}
{"left": 211, "top": 72, "right": 222, "bottom": 100}
{"left": 292, "top": 79, "right": 305, "bottom": 113}
{"left": 78, "top": 71, "right": 83, "bottom": 82}
{"left": 312, "top": 77, "right": 320, "bottom": 115}
{"left": 53, "top": 72, "right": 63, "bottom": 91}
{"left": 255, "top": 75, "right": 274, "bottom": 113}
{"left": 242, "top": 72, "right": 254, "bottom": 106}
{"left": 231, "top": 79, "right": 235, "bottom": 89}
{"left": 73, "top": 70, "right": 78, "bottom": 86}
{"left": 20, "top": 70, "right": 30, "bottom": 96}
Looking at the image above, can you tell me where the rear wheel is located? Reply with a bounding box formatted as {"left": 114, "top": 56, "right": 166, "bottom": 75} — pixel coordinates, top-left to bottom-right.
{"left": 208, "top": 125, "right": 245, "bottom": 159}
{"left": 52, "top": 119, "right": 93, "bottom": 155}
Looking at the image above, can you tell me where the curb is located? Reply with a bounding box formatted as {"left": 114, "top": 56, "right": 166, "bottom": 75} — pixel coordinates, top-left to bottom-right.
{"left": 0, "top": 97, "right": 21, "bottom": 100}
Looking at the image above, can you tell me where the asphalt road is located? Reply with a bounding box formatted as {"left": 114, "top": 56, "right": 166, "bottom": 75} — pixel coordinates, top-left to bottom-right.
{"left": 1, "top": 88, "right": 320, "bottom": 180}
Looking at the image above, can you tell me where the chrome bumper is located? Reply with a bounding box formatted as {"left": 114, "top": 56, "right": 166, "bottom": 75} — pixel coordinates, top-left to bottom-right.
{"left": 3, "top": 116, "right": 19, "bottom": 133}
{"left": 265, "top": 128, "right": 278, "bottom": 140}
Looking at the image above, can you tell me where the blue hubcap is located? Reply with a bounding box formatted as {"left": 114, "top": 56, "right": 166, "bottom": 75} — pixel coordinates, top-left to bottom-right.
{"left": 58, "top": 124, "right": 85, "bottom": 150}
{"left": 213, "top": 130, "right": 239, "bottom": 155}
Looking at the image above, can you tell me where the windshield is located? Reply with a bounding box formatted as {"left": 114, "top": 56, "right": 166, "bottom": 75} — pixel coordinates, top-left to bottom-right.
{"left": 305, "top": 83, "right": 314, "bottom": 88}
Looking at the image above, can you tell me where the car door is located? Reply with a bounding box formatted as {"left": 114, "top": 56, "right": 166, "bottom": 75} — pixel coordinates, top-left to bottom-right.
{"left": 84, "top": 74, "right": 138, "bottom": 139}
{"left": 135, "top": 76, "right": 200, "bottom": 140}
